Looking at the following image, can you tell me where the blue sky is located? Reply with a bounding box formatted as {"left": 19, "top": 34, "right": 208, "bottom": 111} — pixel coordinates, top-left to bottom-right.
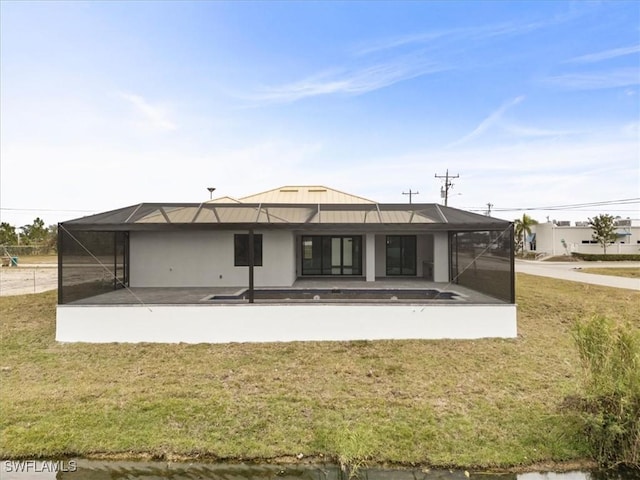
{"left": 1, "top": 0, "right": 638, "bottom": 227}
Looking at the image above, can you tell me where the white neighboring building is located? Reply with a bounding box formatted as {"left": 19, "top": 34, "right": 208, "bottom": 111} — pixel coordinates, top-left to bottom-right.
{"left": 530, "top": 219, "right": 640, "bottom": 256}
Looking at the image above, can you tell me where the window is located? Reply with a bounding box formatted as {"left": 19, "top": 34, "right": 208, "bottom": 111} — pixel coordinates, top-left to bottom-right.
{"left": 386, "top": 235, "right": 417, "bottom": 275}
{"left": 234, "top": 234, "right": 263, "bottom": 266}
{"left": 301, "top": 236, "right": 362, "bottom": 275}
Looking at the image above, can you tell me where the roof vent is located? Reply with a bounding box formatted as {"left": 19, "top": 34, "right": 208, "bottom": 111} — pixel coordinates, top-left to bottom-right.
{"left": 279, "top": 189, "right": 299, "bottom": 193}
{"left": 308, "top": 188, "right": 327, "bottom": 193}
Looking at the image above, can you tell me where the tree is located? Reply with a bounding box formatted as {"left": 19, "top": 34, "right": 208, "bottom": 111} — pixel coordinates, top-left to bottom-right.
{"left": 0, "top": 222, "right": 18, "bottom": 246}
{"left": 20, "top": 217, "right": 47, "bottom": 245}
{"left": 514, "top": 214, "right": 537, "bottom": 254}
{"left": 45, "top": 224, "right": 58, "bottom": 252}
{"left": 589, "top": 214, "right": 617, "bottom": 254}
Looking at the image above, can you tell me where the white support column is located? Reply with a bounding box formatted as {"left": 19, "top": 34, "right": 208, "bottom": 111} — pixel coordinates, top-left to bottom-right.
{"left": 366, "top": 233, "right": 376, "bottom": 282}
{"left": 433, "top": 232, "right": 449, "bottom": 282}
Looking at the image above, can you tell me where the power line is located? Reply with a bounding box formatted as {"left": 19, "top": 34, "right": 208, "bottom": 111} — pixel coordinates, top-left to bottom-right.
{"left": 1, "top": 207, "right": 98, "bottom": 213}
{"left": 462, "top": 198, "right": 640, "bottom": 213}
{"left": 497, "top": 198, "right": 639, "bottom": 211}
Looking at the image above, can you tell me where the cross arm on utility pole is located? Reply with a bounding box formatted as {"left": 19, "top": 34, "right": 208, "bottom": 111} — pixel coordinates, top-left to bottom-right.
{"left": 402, "top": 189, "right": 420, "bottom": 204}
{"left": 435, "top": 169, "right": 459, "bottom": 206}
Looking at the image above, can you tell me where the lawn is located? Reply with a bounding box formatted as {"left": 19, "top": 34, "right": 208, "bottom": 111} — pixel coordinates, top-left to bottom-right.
{"left": 1, "top": 273, "right": 638, "bottom": 469}
{"left": 579, "top": 267, "right": 640, "bottom": 279}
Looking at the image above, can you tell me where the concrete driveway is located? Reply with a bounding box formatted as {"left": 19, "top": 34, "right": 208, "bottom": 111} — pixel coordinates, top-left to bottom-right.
{"left": 516, "top": 260, "right": 640, "bottom": 291}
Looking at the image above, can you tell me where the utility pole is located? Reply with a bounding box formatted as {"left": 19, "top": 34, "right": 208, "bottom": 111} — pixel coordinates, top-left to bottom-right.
{"left": 402, "top": 189, "right": 420, "bottom": 204}
{"left": 485, "top": 202, "right": 493, "bottom": 217}
{"left": 434, "top": 169, "right": 459, "bottom": 206}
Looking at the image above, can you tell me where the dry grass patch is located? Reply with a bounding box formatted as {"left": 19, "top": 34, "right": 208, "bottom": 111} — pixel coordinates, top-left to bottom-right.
{"left": 1, "top": 275, "right": 638, "bottom": 468}
{"left": 7, "top": 255, "right": 58, "bottom": 265}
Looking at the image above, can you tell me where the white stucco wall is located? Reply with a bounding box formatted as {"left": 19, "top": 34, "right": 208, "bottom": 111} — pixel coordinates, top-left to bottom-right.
{"left": 365, "top": 233, "right": 376, "bottom": 281}
{"left": 417, "top": 234, "right": 434, "bottom": 279}
{"left": 433, "top": 232, "right": 449, "bottom": 282}
{"left": 130, "top": 230, "right": 296, "bottom": 287}
{"left": 57, "top": 303, "right": 518, "bottom": 343}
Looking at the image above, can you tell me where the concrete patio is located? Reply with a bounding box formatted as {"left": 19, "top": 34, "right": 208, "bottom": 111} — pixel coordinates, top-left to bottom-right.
{"left": 69, "top": 277, "right": 505, "bottom": 305}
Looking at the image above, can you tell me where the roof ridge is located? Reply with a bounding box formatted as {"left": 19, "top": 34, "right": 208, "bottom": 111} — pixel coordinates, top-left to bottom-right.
{"left": 237, "top": 185, "right": 377, "bottom": 204}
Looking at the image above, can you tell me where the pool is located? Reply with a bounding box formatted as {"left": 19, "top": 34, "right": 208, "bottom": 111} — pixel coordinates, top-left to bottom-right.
{"left": 204, "top": 288, "right": 460, "bottom": 302}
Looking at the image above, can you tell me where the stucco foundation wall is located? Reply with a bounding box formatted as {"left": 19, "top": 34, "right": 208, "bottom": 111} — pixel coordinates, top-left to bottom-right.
{"left": 130, "top": 230, "right": 295, "bottom": 287}
{"left": 56, "top": 304, "right": 517, "bottom": 343}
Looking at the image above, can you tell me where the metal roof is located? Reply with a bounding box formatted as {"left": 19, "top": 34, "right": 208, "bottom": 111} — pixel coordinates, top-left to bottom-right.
{"left": 62, "top": 202, "right": 511, "bottom": 231}
{"left": 223, "top": 185, "right": 377, "bottom": 204}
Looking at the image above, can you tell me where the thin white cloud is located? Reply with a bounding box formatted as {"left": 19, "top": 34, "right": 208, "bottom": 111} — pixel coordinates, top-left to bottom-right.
{"left": 543, "top": 68, "right": 640, "bottom": 90}
{"left": 501, "top": 123, "right": 578, "bottom": 137}
{"left": 249, "top": 58, "right": 447, "bottom": 104}
{"left": 247, "top": 6, "right": 590, "bottom": 106}
{"left": 352, "top": 30, "right": 454, "bottom": 56}
{"left": 447, "top": 96, "right": 525, "bottom": 147}
{"left": 567, "top": 45, "right": 640, "bottom": 64}
{"left": 353, "top": 8, "right": 589, "bottom": 56}
{"left": 118, "top": 92, "right": 176, "bottom": 131}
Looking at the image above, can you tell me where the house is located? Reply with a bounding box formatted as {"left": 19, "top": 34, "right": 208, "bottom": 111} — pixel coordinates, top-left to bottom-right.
{"left": 529, "top": 219, "right": 640, "bottom": 256}
{"left": 56, "top": 186, "right": 517, "bottom": 343}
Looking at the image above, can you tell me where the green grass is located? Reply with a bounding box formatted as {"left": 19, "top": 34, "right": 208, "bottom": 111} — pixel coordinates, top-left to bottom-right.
{"left": 1, "top": 274, "right": 639, "bottom": 469}
{"left": 580, "top": 267, "right": 640, "bottom": 279}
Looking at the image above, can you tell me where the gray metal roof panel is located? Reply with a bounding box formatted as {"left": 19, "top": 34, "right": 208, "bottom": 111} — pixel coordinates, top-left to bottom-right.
{"left": 61, "top": 202, "right": 511, "bottom": 229}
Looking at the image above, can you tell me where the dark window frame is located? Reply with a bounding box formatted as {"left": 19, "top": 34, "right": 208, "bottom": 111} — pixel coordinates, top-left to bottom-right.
{"left": 385, "top": 235, "right": 417, "bottom": 276}
{"left": 234, "top": 234, "right": 263, "bottom": 267}
{"left": 301, "top": 235, "right": 362, "bottom": 276}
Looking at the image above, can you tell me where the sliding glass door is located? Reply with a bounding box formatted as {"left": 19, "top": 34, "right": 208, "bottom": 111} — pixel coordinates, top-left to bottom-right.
{"left": 386, "top": 235, "right": 417, "bottom": 275}
{"left": 301, "top": 236, "right": 362, "bottom": 275}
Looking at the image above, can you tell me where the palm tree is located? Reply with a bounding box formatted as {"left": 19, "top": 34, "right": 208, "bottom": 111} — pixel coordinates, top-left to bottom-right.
{"left": 514, "top": 214, "right": 537, "bottom": 254}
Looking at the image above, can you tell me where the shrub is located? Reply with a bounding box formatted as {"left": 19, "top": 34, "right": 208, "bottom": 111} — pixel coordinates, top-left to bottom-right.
{"left": 572, "top": 316, "right": 640, "bottom": 467}
{"left": 571, "top": 253, "right": 640, "bottom": 262}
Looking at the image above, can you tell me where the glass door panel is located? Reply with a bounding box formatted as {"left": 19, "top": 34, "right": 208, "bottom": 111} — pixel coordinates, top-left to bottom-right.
{"left": 386, "top": 236, "right": 402, "bottom": 275}
{"left": 331, "top": 237, "right": 342, "bottom": 274}
{"left": 386, "top": 235, "right": 416, "bottom": 276}
{"left": 302, "top": 238, "right": 319, "bottom": 275}
{"left": 401, "top": 236, "right": 416, "bottom": 275}
{"left": 301, "top": 236, "right": 362, "bottom": 276}
{"left": 342, "top": 237, "right": 353, "bottom": 274}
